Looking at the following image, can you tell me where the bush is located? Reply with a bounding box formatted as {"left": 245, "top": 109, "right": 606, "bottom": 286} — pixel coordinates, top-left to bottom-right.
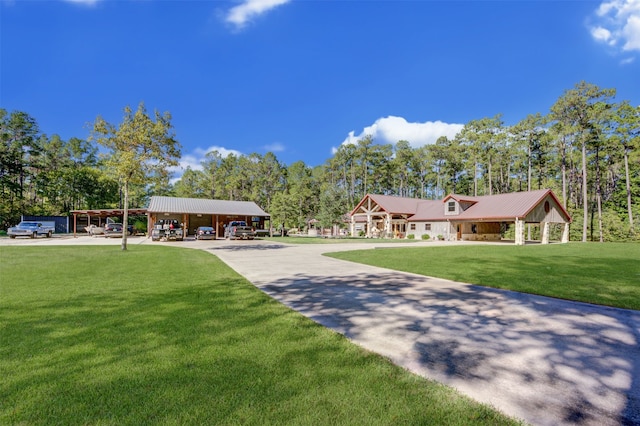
{"left": 421, "top": 234, "right": 430, "bottom": 240}
{"left": 407, "top": 234, "right": 415, "bottom": 239}
{"left": 133, "top": 220, "right": 147, "bottom": 234}
{"left": 437, "top": 235, "right": 444, "bottom": 240}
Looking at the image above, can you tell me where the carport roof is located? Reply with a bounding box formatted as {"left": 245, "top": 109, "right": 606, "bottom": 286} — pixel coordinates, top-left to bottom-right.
{"left": 147, "top": 196, "right": 269, "bottom": 217}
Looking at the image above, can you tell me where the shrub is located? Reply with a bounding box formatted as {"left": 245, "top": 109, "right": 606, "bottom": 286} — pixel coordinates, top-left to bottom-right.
{"left": 133, "top": 220, "right": 147, "bottom": 234}
{"left": 407, "top": 234, "right": 415, "bottom": 239}
{"left": 421, "top": 234, "right": 430, "bottom": 240}
{"left": 437, "top": 235, "right": 444, "bottom": 240}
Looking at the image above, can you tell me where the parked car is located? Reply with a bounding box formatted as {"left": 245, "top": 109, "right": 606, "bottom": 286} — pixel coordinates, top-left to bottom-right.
{"left": 104, "top": 223, "right": 124, "bottom": 238}
{"left": 8, "top": 221, "right": 54, "bottom": 239}
{"left": 194, "top": 226, "right": 216, "bottom": 240}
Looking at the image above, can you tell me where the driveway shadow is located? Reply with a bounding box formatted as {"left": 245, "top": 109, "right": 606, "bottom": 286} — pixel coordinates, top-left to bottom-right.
{"left": 257, "top": 271, "right": 640, "bottom": 426}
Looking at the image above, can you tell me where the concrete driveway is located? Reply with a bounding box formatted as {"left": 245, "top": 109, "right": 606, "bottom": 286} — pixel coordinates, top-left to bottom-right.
{"left": 204, "top": 239, "right": 640, "bottom": 426}
{"left": 4, "top": 236, "right": 639, "bottom": 425}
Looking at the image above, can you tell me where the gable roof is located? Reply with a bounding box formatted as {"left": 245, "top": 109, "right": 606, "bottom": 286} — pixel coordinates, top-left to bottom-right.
{"left": 350, "top": 190, "right": 571, "bottom": 223}
{"left": 351, "top": 194, "right": 423, "bottom": 216}
{"left": 147, "top": 196, "right": 269, "bottom": 216}
{"left": 410, "top": 189, "right": 570, "bottom": 222}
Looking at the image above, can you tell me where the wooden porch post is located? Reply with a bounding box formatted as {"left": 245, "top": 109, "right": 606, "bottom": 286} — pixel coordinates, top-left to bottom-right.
{"left": 350, "top": 215, "right": 355, "bottom": 237}
{"left": 366, "top": 213, "right": 372, "bottom": 238}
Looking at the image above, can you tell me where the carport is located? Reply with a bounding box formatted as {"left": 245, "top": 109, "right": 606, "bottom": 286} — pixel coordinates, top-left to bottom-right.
{"left": 70, "top": 208, "right": 148, "bottom": 237}
{"left": 146, "top": 196, "right": 270, "bottom": 238}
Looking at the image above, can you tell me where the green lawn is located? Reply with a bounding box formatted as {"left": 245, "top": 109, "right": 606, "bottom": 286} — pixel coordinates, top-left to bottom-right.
{"left": 0, "top": 246, "right": 520, "bottom": 425}
{"left": 326, "top": 242, "right": 640, "bottom": 311}
{"left": 262, "top": 236, "right": 419, "bottom": 244}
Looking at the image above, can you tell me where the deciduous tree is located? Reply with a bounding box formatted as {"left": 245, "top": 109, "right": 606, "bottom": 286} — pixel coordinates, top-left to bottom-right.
{"left": 91, "top": 102, "right": 181, "bottom": 250}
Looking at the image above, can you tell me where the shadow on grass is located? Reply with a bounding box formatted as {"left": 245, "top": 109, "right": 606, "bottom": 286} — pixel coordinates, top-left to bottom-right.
{"left": 257, "top": 271, "right": 640, "bottom": 426}
{"left": 1, "top": 271, "right": 514, "bottom": 425}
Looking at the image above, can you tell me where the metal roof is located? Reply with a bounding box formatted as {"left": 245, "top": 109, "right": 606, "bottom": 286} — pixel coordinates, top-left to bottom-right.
{"left": 352, "top": 190, "right": 571, "bottom": 223}
{"left": 147, "top": 196, "right": 269, "bottom": 216}
{"left": 410, "top": 189, "right": 570, "bottom": 222}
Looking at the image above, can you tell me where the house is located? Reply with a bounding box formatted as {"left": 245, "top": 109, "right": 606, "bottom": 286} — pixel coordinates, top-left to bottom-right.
{"left": 147, "top": 196, "right": 270, "bottom": 237}
{"left": 349, "top": 189, "right": 571, "bottom": 245}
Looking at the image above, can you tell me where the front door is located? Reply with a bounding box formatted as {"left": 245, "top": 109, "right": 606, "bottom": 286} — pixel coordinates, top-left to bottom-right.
{"left": 457, "top": 224, "right": 461, "bottom": 240}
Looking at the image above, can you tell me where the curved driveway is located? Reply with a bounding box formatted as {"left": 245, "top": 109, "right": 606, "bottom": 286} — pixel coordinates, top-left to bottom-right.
{"left": 4, "top": 236, "right": 639, "bottom": 425}
{"left": 206, "top": 240, "right": 640, "bottom": 426}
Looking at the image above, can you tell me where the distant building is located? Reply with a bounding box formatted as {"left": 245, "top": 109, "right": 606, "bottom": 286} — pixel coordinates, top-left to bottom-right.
{"left": 349, "top": 189, "right": 571, "bottom": 245}
{"left": 146, "top": 196, "right": 270, "bottom": 237}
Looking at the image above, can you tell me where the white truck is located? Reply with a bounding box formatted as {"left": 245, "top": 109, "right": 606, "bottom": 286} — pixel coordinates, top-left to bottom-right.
{"left": 7, "top": 221, "right": 55, "bottom": 239}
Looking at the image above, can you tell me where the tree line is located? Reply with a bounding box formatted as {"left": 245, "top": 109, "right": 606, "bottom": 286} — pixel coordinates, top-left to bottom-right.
{"left": 1, "top": 81, "right": 638, "bottom": 242}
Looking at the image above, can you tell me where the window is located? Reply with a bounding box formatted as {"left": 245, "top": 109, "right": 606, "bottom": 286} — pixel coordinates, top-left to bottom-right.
{"left": 448, "top": 201, "right": 456, "bottom": 212}
{"left": 424, "top": 224, "right": 431, "bottom": 231}
{"left": 410, "top": 224, "right": 416, "bottom": 231}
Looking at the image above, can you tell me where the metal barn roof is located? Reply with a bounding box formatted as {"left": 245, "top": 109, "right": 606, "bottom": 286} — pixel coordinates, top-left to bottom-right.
{"left": 353, "top": 189, "right": 571, "bottom": 223}
{"left": 147, "top": 196, "right": 269, "bottom": 217}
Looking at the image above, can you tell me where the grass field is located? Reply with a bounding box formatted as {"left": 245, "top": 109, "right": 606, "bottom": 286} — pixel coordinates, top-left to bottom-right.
{"left": 0, "top": 245, "right": 520, "bottom": 425}
{"left": 326, "top": 242, "right": 640, "bottom": 311}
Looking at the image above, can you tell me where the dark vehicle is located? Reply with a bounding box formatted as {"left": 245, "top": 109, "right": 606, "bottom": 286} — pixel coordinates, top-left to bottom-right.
{"left": 195, "top": 226, "right": 216, "bottom": 240}
{"left": 104, "top": 223, "right": 123, "bottom": 238}
{"left": 103, "top": 223, "right": 133, "bottom": 238}
{"left": 224, "top": 221, "right": 255, "bottom": 240}
{"left": 151, "top": 219, "right": 183, "bottom": 241}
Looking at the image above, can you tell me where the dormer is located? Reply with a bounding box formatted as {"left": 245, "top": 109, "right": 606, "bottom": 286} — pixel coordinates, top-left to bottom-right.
{"left": 445, "top": 199, "right": 459, "bottom": 216}
{"left": 443, "top": 194, "right": 478, "bottom": 216}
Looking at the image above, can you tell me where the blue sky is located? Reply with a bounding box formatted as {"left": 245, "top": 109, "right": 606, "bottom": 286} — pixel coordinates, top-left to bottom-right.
{"left": 2, "top": 0, "right": 639, "bottom": 179}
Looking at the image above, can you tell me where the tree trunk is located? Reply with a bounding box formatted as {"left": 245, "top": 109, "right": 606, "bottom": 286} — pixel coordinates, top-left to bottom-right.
{"left": 595, "top": 145, "right": 603, "bottom": 243}
{"left": 581, "top": 141, "right": 588, "bottom": 243}
{"left": 121, "top": 180, "right": 128, "bottom": 251}
{"left": 561, "top": 139, "right": 567, "bottom": 209}
{"left": 473, "top": 157, "right": 478, "bottom": 196}
{"left": 624, "top": 151, "right": 634, "bottom": 232}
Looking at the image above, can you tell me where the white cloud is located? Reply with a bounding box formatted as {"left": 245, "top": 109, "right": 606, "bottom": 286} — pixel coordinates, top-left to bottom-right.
{"left": 589, "top": 0, "right": 640, "bottom": 54}
{"left": 225, "top": 0, "right": 291, "bottom": 29}
{"left": 623, "top": 13, "right": 640, "bottom": 50}
{"left": 335, "top": 116, "right": 464, "bottom": 153}
{"left": 263, "top": 142, "right": 285, "bottom": 152}
{"left": 62, "top": 0, "right": 101, "bottom": 5}
{"left": 591, "top": 26, "right": 614, "bottom": 44}
{"left": 170, "top": 145, "right": 243, "bottom": 183}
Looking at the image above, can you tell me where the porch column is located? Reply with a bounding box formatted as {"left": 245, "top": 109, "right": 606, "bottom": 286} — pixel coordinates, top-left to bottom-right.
{"left": 366, "top": 213, "right": 372, "bottom": 238}
{"left": 541, "top": 222, "right": 550, "bottom": 244}
{"left": 561, "top": 223, "right": 570, "bottom": 243}
{"left": 351, "top": 215, "right": 356, "bottom": 237}
{"left": 514, "top": 218, "right": 525, "bottom": 246}
{"left": 385, "top": 213, "right": 392, "bottom": 238}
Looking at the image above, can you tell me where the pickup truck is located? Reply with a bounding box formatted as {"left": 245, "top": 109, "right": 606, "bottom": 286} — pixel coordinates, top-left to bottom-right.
{"left": 224, "top": 221, "right": 255, "bottom": 240}
{"left": 7, "top": 221, "right": 55, "bottom": 239}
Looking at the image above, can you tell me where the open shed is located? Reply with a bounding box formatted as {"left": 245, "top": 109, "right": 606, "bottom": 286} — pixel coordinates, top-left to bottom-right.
{"left": 146, "top": 196, "right": 270, "bottom": 237}
{"left": 70, "top": 208, "right": 148, "bottom": 237}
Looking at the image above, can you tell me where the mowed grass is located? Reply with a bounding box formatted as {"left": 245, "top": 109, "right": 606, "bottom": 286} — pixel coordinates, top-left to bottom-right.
{"left": 0, "top": 246, "right": 520, "bottom": 425}
{"left": 326, "top": 242, "right": 640, "bottom": 311}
